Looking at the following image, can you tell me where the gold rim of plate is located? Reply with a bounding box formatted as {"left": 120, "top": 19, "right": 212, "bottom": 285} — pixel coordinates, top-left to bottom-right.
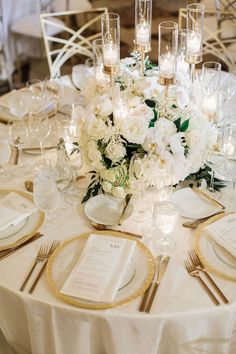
{"left": 47, "top": 230, "right": 155, "bottom": 310}
{"left": 194, "top": 212, "right": 236, "bottom": 281}
{"left": 0, "top": 189, "right": 44, "bottom": 251}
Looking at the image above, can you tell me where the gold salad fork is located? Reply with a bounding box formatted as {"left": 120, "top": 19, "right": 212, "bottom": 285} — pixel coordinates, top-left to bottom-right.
{"left": 20, "top": 243, "right": 48, "bottom": 291}
{"left": 184, "top": 259, "right": 220, "bottom": 306}
{"left": 28, "top": 240, "right": 60, "bottom": 294}
{"left": 189, "top": 250, "right": 229, "bottom": 304}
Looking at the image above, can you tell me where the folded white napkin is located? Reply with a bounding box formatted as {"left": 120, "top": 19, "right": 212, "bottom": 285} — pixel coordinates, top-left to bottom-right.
{"left": 61, "top": 234, "right": 136, "bottom": 303}
{"left": 0, "top": 192, "right": 37, "bottom": 232}
{"left": 205, "top": 214, "right": 236, "bottom": 258}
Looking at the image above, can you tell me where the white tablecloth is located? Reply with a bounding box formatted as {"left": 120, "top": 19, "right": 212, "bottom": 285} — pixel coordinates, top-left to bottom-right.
{"left": 1, "top": 80, "right": 236, "bottom": 354}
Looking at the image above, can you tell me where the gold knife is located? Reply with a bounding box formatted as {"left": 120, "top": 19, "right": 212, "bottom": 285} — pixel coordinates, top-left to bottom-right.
{"left": 117, "top": 193, "right": 132, "bottom": 226}
{"left": 139, "top": 255, "right": 162, "bottom": 312}
{"left": 192, "top": 186, "right": 225, "bottom": 210}
{"left": 144, "top": 256, "right": 170, "bottom": 313}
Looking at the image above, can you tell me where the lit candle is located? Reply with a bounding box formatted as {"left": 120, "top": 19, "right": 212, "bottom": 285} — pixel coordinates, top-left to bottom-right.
{"left": 136, "top": 23, "right": 150, "bottom": 45}
{"left": 187, "top": 32, "right": 201, "bottom": 55}
{"left": 202, "top": 94, "right": 218, "bottom": 115}
{"left": 159, "top": 53, "right": 175, "bottom": 78}
{"left": 103, "top": 43, "right": 119, "bottom": 66}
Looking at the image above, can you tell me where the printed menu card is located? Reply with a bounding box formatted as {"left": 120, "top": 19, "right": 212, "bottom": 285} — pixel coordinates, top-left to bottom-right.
{"left": 0, "top": 192, "right": 37, "bottom": 232}
{"left": 61, "top": 234, "right": 136, "bottom": 302}
{"left": 205, "top": 214, "right": 236, "bottom": 257}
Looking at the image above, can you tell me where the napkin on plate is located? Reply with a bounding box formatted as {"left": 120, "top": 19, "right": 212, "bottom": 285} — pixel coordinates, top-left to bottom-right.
{"left": 61, "top": 234, "right": 136, "bottom": 303}
{"left": 205, "top": 214, "right": 236, "bottom": 258}
{"left": 0, "top": 192, "right": 37, "bottom": 232}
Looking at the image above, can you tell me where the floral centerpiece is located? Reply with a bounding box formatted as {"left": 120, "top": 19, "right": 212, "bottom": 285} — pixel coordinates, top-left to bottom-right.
{"left": 78, "top": 59, "right": 217, "bottom": 202}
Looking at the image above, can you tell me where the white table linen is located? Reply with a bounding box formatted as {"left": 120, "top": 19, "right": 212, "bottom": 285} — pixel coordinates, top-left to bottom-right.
{"left": 1, "top": 78, "right": 236, "bottom": 354}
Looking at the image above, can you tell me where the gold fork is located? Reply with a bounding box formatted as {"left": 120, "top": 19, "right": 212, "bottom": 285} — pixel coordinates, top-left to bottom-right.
{"left": 189, "top": 250, "right": 229, "bottom": 304}
{"left": 28, "top": 240, "right": 60, "bottom": 294}
{"left": 20, "top": 244, "right": 48, "bottom": 291}
{"left": 184, "top": 259, "right": 220, "bottom": 306}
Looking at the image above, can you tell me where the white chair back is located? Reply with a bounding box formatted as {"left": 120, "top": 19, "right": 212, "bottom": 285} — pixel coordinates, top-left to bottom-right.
{"left": 40, "top": 8, "right": 108, "bottom": 78}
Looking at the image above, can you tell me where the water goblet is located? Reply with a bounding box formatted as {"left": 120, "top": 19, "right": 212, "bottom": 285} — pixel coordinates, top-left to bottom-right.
{"left": 8, "top": 89, "right": 31, "bottom": 118}
{"left": 44, "top": 76, "right": 64, "bottom": 113}
{"left": 26, "top": 79, "right": 45, "bottom": 114}
{"left": 152, "top": 200, "right": 178, "bottom": 255}
{"left": 129, "top": 153, "right": 152, "bottom": 222}
{"left": 29, "top": 111, "right": 51, "bottom": 168}
{"left": 8, "top": 120, "right": 29, "bottom": 173}
{"left": 0, "top": 138, "right": 12, "bottom": 181}
{"left": 33, "top": 168, "right": 60, "bottom": 225}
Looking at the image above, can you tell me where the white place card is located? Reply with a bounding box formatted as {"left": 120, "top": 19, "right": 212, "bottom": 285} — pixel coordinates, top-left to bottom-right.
{"left": 61, "top": 234, "right": 136, "bottom": 303}
{"left": 0, "top": 192, "right": 37, "bottom": 232}
{"left": 205, "top": 214, "right": 236, "bottom": 258}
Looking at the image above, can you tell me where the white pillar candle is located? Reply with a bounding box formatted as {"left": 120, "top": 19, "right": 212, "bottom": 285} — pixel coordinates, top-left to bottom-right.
{"left": 103, "top": 44, "right": 119, "bottom": 66}
{"left": 136, "top": 23, "right": 150, "bottom": 45}
{"left": 202, "top": 94, "right": 218, "bottom": 115}
{"left": 187, "top": 32, "right": 201, "bottom": 55}
{"left": 159, "top": 54, "right": 175, "bottom": 78}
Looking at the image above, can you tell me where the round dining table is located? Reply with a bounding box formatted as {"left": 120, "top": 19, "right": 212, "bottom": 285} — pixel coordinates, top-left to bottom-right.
{"left": 0, "top": 79, "right": 236, "bottom": 354}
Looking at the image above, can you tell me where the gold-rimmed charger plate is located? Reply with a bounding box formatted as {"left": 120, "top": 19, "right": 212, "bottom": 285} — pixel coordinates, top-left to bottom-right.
{"left": 194, "top": 212, "right": 236, "bottom": 281}
{"left": 47, "top": 230, "right": 155, "bottom": 310}
{"left": 0, "top": 189, "right": 44, "bottom": 251}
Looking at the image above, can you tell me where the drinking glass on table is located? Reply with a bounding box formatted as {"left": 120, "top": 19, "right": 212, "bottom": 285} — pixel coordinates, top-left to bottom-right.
{"left": 44, "top": 76, "right": 64, "bottom": 113}
{"left": 8, "top": 88, "right": 31, "bottom": 118}
{"left": 129, "top": 153, "right": 152, "bottom": 222}
{"left": 8, "top": 120, "right": 29, "bottom": 173}
{"left": 0, "top": 138, "right": 12, "bottom": 181}
{"left": 29, "top": 111, "right": 51, "bottom": 168}
{"left": 152, "top": 200, "right": 178, "bottom": 255}
{"left": 26, "top": 79, "right": 45, "bottom": 114}
{"left": 222, "top": 122, "right": 236, "bottom": 179}
{"left": 219, "top": 73, "right": 236, "bottom": 124}
{"left": 33, "top": 168, "right": 60, "bottom": 224}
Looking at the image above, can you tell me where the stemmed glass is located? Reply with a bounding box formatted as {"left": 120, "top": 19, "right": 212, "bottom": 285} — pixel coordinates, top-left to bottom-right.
{"left": 220, "top": 73, "right": 236, "bottom": 125}
{"left": 8, "top": 120, "right": 29, "bottom": 173}
{"left": 44, "top": 77, "right": 64, "bottom": 113}
{"left": 26, "top": 79, "right": 45, "bottom": 114}
{"left": 129, "top": 153, "right": 152, "bottom": 221}
{"left": 8, "top": 88, "right": 31, "bottom": 118}
{"left": 152, "top": 200, "right": 178, "bottom": 255}
{"left": 33, "top": 168, "right": 60, "bottom": 225}
{"left": 0, "top": 138, "right": 12, "bottom": 181}
{"left": 222, "top": 122, "right": 236, "bottom": 179}
{"left": 29, "top": 111, "right": 51, "bottom": 167}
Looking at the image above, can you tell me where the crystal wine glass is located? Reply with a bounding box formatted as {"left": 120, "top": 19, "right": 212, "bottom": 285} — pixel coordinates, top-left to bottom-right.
{"left": 152, "top": 200, "right": 178, "bottom": 255}
{"left": 129, "top": 153, "right": 152, "bottom": 221}
{"left": 44, "top": 77, "right": 64, "bottom": 113}
{"left": 222, "top": 122, "right": 236, "bottom": 180}
{"left": 8, "top": 89, "right": 31, "bottom": 118}
{"left": 0, "top": 138, "right": 12, "bottom": 181}
{"left": 8, "top": 120, "right": 29, "bottom": 173}
{"left": 33, "top": 168, "right": 60, "bottom": 224}
{"left": 29, "top": 111, "right": 51, "bottom": 168}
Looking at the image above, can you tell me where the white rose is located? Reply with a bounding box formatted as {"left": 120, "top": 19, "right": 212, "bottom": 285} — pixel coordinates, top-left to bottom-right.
{"left": 112, "top": 186, "right": 125, "bottom": 199}
{"left": 99, "top": 96, "right": 113, "bottom": 117}
{"left": 102, "top": 181, "right": 113, "bottom": 193}
{"left": 87, "top": 118, "right": 110, "bottom": 140}
{"left": 154, "top": 118, "right": 177, "bottom": 138}
{"left": 105, "top": 142, "right": 126, "bottom": 162}
{"left": 87, "top": 140, "right": 102, "bottom": 168}
{"left": 100, "top": 169, "right": 116, "bottom": 183}
{"left": 122, "top": 115, "right": 149, "bottom": 144}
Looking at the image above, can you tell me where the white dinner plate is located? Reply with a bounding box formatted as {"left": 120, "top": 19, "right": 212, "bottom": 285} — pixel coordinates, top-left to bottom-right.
{"left": 195, "top": 213, "right": 236, "bottom": 281}
{"left": 0, "top": 190, "right": 44, "bottom": 250}
{"left": 84, "top": 194, "right": 134, "bottom": 226}
{"left": 46, "top": 230, "right": 155, "bottom": 309}
{"left": 171, "top": 187, "right": 220, "bottom": 219}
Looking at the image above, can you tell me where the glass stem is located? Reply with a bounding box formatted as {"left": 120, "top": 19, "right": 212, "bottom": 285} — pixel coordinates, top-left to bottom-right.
{"left": 39, "top": 140, "right": 45, "bottom": 162}
{"left": 18, "top": 147, "right": 24, "bottom": 166}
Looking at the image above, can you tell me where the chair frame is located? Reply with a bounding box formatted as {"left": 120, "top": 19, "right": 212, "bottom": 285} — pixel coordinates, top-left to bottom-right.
{"left": 40, "top": 7, "right": 108, "bottom": 78}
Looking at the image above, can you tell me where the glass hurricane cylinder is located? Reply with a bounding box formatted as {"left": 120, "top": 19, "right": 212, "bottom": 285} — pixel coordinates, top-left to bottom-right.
{"left": 92, "top": 38, "right": 108, "bottom": 85}
{"left": 201, "top": 61, "right": 221, "bottom": 122}
{"left": 186, "top": 3, "right": 205, "bottom": 65}
{"left": 135, "top": 0, "right": 152, "bottom": 50}
{"left": 177, "top": 29, "right": 189, "bottom": 74}
{"left": 101, "top": 13, "right": 120, "bottom": 76}
{"left": 158, "top": 21, "right": 178, "bottom": 86}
